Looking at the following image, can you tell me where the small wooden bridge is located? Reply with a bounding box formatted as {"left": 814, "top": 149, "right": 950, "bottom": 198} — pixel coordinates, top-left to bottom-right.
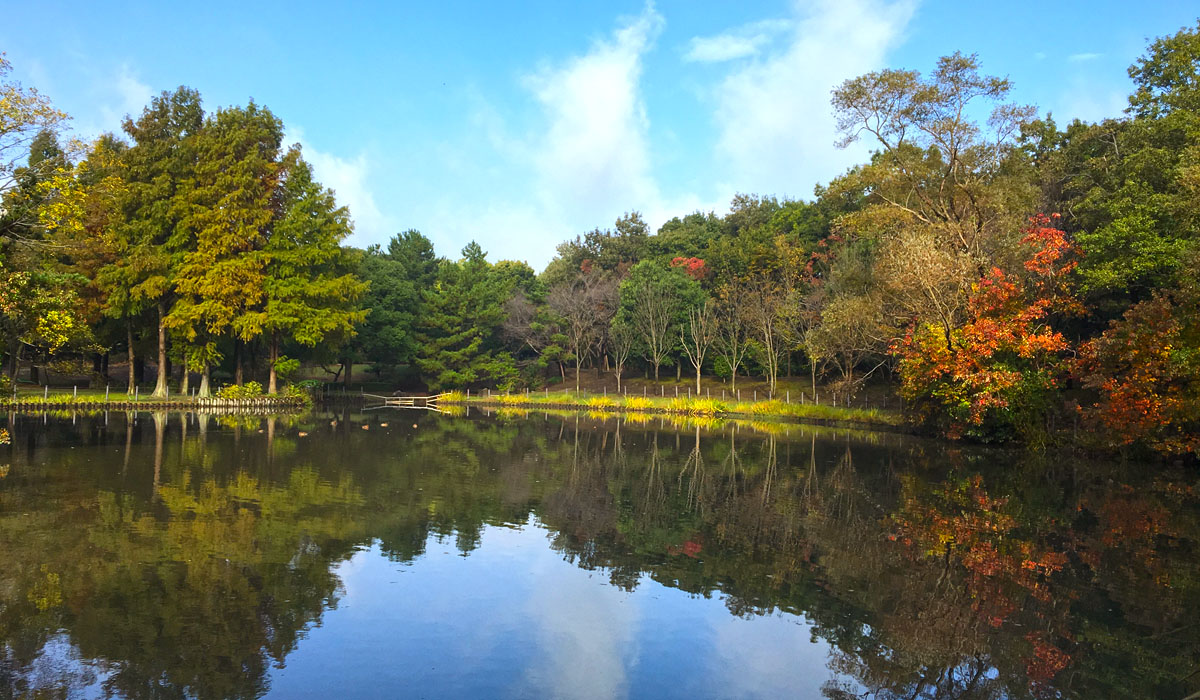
{"left": 362, "top": 393, "right": 448, "bottom": 411}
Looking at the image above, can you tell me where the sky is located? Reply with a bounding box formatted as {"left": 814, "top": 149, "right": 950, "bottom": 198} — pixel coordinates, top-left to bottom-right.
{"left": 3, "top": 1, "right": 1198, "bottom": 270}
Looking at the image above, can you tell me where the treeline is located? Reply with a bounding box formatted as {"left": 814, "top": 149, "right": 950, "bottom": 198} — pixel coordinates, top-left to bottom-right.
{"left": 3, "top": 22, "right": 1199, "bottom": 455}
{"left": 1, "top": 73, "right": 364, "bottom": 398}
{"left": 354, "top": 24, "right": 1200, "bottom": 457}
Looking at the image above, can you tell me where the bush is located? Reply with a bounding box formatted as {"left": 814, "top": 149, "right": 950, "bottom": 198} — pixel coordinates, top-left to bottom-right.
{"left": 216, "top": 381, "right": 264, "bottom": 400}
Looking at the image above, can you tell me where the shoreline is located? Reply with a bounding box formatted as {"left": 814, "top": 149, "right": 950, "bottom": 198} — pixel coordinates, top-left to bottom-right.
{"left": 438, "top": 392, "right": 906, "bottom": 432}
{"left": 1, "top": 395, "right": 309, "bottom": 412}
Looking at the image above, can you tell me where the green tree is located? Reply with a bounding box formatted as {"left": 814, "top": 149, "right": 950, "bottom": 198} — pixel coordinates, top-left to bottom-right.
{"left": 169, "top": 102, "right": 284, "bottom": 395}
{"left": 416, "top": 242, "right": 518, "bottom": 390}
{"left": 109, "top": 87, "right": 204, "bottom": 397}
{"left": 245, "top": 158, "right": 367, "bottom": 394}
{"left": 614, "top": 260, "right": 703, "bottom": 380}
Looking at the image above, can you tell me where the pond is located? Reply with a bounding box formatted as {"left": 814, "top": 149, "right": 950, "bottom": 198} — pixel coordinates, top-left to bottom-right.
{"left": 0, "top": 408, "right": 1197, "bottom": 699}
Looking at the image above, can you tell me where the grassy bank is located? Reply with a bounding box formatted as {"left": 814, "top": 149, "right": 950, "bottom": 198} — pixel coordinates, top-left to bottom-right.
{"left": 1, "top": 385, "right": 309, "bottom": 411}
{"left": 439, "top": 390, "right": 902, "bottom": 429}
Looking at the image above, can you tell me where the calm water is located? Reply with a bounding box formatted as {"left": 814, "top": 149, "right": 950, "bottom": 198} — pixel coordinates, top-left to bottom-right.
{"left": 0, "top": 408, "right": 1197, "bottom": 699}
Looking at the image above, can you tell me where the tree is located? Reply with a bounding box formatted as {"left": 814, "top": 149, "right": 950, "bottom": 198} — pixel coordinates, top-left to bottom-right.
{"left": 679, "top": 298, "right": 715, "bottom": 393}
{"left": 1076, "top": 250, "right": 1200, "bottom": 457}
{"left": 246, "top": 157, "right": 367, "bottom": 394}
{"left": 831, "top": 52, "right": 1036, "bottom": 263}
{"left": 609, "top": 317, "right": 635, "bottom": 392}
{"left": 111, "top": 87, "right": 204, "bottom": 397}
{"left": 712, "top": 284, "right": 751, "bottom": 391}
{"left": 547, "top": 270, "right": 617, "bottom": 391}
{"left": 169, "top": 102, "right": 283, "bottom": 395}
{"left": 416, "top": 242, "right": 518, "bottom": 390}
{"left": 0, "top": 53, "right": 70, "bottom": 242}
{"left": 615, "top": 261, "right": 703, "bottom": 381}
{"left": 894, "top": 217, "right": 1077, "bottom": 442}
{"left": 1032, "top": 22, "right": 1200, "bottom": 316}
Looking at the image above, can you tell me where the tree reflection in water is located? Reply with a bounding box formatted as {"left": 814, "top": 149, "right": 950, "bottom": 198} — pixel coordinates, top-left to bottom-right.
{"left": 0, "top": 409, "right": 1196, "bottom": 699}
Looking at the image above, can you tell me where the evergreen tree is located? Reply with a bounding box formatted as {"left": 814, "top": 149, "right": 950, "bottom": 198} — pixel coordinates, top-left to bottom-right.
{"left": 416, "top": 242, "right": 518, "bottom": 390}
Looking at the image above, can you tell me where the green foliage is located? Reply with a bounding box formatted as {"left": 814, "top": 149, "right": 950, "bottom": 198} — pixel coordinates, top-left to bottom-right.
{"left": 216, "top": 380, "right": 263, "bottom": 399}
{"left": 416, "top": 242, "right": 520, "bottom": 390}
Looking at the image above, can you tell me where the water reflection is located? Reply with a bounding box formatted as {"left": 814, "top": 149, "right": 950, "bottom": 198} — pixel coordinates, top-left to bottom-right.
{"left": 0, "top": 409, "right": 1197, "bottom": 699}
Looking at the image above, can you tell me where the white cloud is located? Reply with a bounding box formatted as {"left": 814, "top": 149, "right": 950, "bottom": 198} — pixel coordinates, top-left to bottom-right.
{"left": 1054, "top": 85, "right": 1127, "bottom": 123}
{"left": 79, "top": 64, "right": 153, "bottom": 137}
{"left": 685, "top": 34, "right": 767, "bottom": 63}
{"left": 522, "top": 5, "right": 664, "bottom": 225}
{"left": 422, "top": 4, "right": 667, "bottom": 268}
{"left": 287, "top": 126, "right": 394, "bottom": 247}
{"left": 1068, "top": 52, "right": 1102, "bottom": 62}
{"left": 707, "top": 0, "right": 918, "bottom": 199}
{"left": 683, "top": 19, "right": 791, "bottom": 63}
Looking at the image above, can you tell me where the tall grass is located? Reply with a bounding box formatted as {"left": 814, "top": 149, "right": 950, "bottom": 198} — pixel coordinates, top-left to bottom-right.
{"left": 438, "top": 389, "right": 899, "bottom": 427}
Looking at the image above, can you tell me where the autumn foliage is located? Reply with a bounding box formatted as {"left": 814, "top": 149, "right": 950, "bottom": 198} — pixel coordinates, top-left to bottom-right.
{"left": 1076, "top": 283, "right": 1200, "bottom": 457}
{"left": 669, "top": 256, "right": 707, "bottom": 280}
{"left": 895, "top": 216, "right": 1077, "bottom": 441}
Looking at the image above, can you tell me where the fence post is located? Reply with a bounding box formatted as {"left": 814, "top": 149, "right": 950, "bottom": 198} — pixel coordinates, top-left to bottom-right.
{"left": 44, "top": 385, "right": 48, "bottom": 399}
{"left": 73, "top": 385, "right": 78, "bottom": 400}
{"left": 753, "top": 390, "right": 757, "bottom": 401}
{"left": 105, "top": 384, "right": 110, "bottom": 402}
{"left": 786, "top": 391, "right": 789, "bottom": 404}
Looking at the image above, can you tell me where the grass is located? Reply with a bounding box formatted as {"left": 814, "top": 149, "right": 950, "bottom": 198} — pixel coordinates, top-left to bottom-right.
{"left": 441, "top": 389, "right": 901, "bottom": 428}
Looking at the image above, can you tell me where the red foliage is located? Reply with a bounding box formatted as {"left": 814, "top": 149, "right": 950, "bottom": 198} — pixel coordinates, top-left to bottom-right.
{"left": 1076, "top": 290, "right": 1200, "bottom": 457}
{"left": 894, "top": 216, "right": 1077, "bottom": 439}
{"left": 669, "top": 256, "right": 707, "bottom": 280}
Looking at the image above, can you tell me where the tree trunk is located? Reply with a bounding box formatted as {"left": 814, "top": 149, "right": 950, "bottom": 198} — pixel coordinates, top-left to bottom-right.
{"left": 731, "top": 366, "right": 737, "bottom": 392}
{"left": 345, "top": 359, "right": 353, "bottom": 387}
{"left": 199, "top": 363, "right": 211, "bottom": 398}
{"left": 234, "top": 339, "right": 244, "bottom": 386}
{"left": 92, "top": 353, "right": 103, "bottom": 376}
{"left": 653, "top": 361, "right": 660, "bottom": 381}
{"left": 151, "top": 302, "right": 168, "bottom": 398}
{"left": 102, "top": 351, "right": 110, "bottom": 380}
{"left": 6, "top": 341, "right": 20, "bottom": 382}
{"left": 615, "top": 367, "right": 622, "bottom": 393}
{"left": 575, "top": 355, "right": 581, "bottom": 393}
{"left": 695, "top": 366, "right": 701, "bottom": 393}
{"left": 676, "top": 362, "right": 681, "bottom": 381}
{"left": 127, "top": 324, "right": 136, "bottom": 393}
{"left": 180, "top": 367, "right": 189, "bottom": 396}
{"left": 268, "top": 332, "right": 279, "bottom": 395}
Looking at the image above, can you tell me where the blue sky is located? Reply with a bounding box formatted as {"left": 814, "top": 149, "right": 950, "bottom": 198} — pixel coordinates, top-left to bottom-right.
{"left": 3, "top": 1, "right": 1197, "bottom": 270}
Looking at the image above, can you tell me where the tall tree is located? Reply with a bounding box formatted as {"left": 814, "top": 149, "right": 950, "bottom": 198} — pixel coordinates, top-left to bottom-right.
{"left": 111, "top": 87, "right": 204, "bottom": 397}
{"left": 416, "top": 242, "right": 518, "bottom": 390}
{"left": 244, "top": 157, "right": 366, "bottom": 394}
{"left": 169, "top": 102, "right": 283, "bottom": 395}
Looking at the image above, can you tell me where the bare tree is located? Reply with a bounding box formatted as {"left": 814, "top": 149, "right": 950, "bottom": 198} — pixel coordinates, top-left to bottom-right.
{"left": 714, "top": 286, "right": 751, "bottom": 391}
{"left": 744, "top": 273, "right": 789, "bottom": 397}
{"left": 610, "top": 318, "right": 634, "bottom": 393}
{"left": 503, "top": 291, "right": 566, "bottom": 381}
{"left": 680, "top": 299, "right": 715, "bottom": 393}
{"left": 548, "top": 271, "right": 618, "bottom": 391}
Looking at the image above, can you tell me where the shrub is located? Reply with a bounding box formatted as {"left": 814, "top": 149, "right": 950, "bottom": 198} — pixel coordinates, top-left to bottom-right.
{"left": 216, "top": 381, "right": 264, "bottom": 400}
{"left": 585, "top": 396, "right": 617, "bottom": 408}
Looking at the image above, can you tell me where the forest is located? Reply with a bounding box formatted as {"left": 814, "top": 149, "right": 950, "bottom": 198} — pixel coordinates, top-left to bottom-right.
{"left": 2, "top": 22, "right": 1199, "bottom": 457}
